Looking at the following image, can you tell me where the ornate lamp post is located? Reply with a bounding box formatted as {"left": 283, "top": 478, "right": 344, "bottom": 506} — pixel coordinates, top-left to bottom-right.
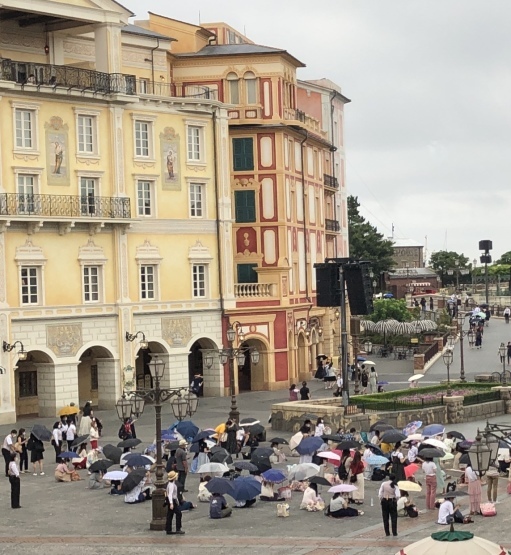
{"left": 204, "top": 321, "right": 259, "bottom": 422}
{"left": 468, "top": 429, "right": 492, "bottom": 478}
{"left": 499, "top": 343, "right": 507, "bottom": 386}
{"left": 3, "top": 340, "right": 28, "bottom": 361}
{"left": 442, "top": 348, "right": 454, "bottom": 396}
{"left": 116, "top": 353, "right": 198, "bottom": 531}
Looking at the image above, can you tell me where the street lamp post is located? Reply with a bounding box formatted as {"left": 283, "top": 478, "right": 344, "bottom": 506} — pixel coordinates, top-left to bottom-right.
{"left": 499, "top": 343, "right": 507, "bottom": 386}
{"left": 2, "top": 340, "right": 28, "bottom": 361}
{"left": 204, "top": 322, "right": 259, "bottom": 422}
{"left": 457, "top": 312, "right": 466, "bottom": 382}
{"left": 442, "top": 348, "right": 454, "bottom": 396}
{"left": 116, "top": 355, "right": 198, "bottom": 531}
{"left": 468, "top": 429, "right": 492, "bottom": 478}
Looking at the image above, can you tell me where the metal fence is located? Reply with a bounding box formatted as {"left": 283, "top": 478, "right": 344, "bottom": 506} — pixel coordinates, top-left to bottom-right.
{"left": 462, "top": 390, "right": 502, "bottom": 406}
{"left": 353, "top": 396, "right": 446, "bottom": 413}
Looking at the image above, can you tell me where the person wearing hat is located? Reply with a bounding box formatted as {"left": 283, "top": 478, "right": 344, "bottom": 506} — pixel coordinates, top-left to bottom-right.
{"left": 165, "top": 470, "right": 184, "bottom": 535}
{"left": 437, "top": 493, "right": 463, "bottom": 524}
{"left": 175, "top": 440, "right": 189, "bottom": 492}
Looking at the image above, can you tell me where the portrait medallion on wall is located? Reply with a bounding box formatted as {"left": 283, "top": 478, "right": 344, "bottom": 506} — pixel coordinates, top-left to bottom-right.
{"left": 161, "top": 316, "right": 192, "bottom": 347}
{"left": 45, "top": 116, "right": 69, "bottom": 186}
{"left": 47, "top": 323, "right": 82, "bottom": 358}
{"left": 160, "top": 127, "right": 180, "bottom": 191}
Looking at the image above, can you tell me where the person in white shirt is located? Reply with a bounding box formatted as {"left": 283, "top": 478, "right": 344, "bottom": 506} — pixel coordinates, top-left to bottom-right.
{"left": 8, "top": 453, "right": 21, "bottom": 509}
{"left": 165, "top": 471, "right": 184, "bottom": 535}
{"left": 465, "top": 465, "right": 482, "bottom": 515}
{"left": 407, "top": 442, "right": 418, "bottom": 463}
{"left": 2, "top": 430, "right": 17, "bottom": 477}
{"left": 437, "top": 495, "right": 462, "bottom": 524}
{"left": 52, "top": 422, "right": 62, "bottom": 463}
{"left": 378, "top": 476, "right": 400, "bottom": 537}
{"left": 66, "top": 420, "right": 76, "bottom": 451}
{"left": 314, "top": 418, "right": 325, "bottom": 438}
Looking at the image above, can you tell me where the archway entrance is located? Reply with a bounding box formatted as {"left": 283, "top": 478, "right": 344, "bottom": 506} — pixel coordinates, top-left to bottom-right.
{"left": 239, "top": 338, "right": 268, "bottom": 391}
{"left": 297, "top": 333, "right": 307, "bottom": 379}
{"left": 15, "top": 350, "right": 54, "bottom": 417}
{"left": 78, "top": 345, "right": 115, "bottom": 409}
{"left": 135, "top": 341, "right": 167, "bottom": 390}
{"left": 188, "top": 338, "right": 217, "bottom": 396}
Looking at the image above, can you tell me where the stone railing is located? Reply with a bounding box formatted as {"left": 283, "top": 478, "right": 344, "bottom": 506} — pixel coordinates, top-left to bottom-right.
{"left": 234, "top": 283, "right": 277, "bottom": 298}
{"left": 283, "top": 107, "right": 325, "bottom": 137}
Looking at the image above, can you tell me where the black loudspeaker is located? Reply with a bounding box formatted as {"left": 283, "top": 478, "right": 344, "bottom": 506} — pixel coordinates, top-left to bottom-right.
{"left": 480, "top": 254, "right": 492, "bottom": 264}
{"left": 344, "top": 263, "right": 374, "bottom": 315}
{"left": 479, "top": 240, "right": 492, "bottom": 252}
{"left": 315, "top": 263, "right": 341, "bottom": 307}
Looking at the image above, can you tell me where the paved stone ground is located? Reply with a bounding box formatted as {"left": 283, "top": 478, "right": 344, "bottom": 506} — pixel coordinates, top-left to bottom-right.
{"left": 1, "top": 319, "right": 511, "bottom": 554}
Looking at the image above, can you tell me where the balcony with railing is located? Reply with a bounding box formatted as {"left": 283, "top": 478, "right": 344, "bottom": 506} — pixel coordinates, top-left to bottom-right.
{"left": 0, "top": 193, "right": 131, "bottom": 219}
{"left": 283, "top": 107, "right": 325, "bottom": 137}
{"left": 325, "top": 218, "right": 341, "bottom": 233}
{"left": 137, "top": 80, "right": 218, "bottom": 100}
{"left": 0, "top": 58, "right": 136, "bottom": 95}
{"left": 234, "top": 283, "right": 278, "bottom": 298}
{"left": 324, "top": 174, "right": 339, "bottom": 190}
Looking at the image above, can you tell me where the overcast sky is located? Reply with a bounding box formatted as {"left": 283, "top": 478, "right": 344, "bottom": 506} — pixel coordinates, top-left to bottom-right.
{"left": 125, "top": 0, "right": 511, "bottom": 264}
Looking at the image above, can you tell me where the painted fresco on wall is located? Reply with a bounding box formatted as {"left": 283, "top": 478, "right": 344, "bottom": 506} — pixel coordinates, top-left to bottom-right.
{"left": 160, "top": 127, "right": 180, "bottom": 191}
{"left": 45, "top": 116, "right": 69, "bottom": 186}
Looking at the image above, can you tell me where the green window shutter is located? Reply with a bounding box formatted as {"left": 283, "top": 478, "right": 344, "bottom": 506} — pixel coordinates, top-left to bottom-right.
{"left": 237, "top": 264, "right": 258, "bottom": 283}
{"left": 233, "top": 138, "right": 254, "bottom": 171}
{"left": 234, "top": 190, "right": 256, "bottom": 223}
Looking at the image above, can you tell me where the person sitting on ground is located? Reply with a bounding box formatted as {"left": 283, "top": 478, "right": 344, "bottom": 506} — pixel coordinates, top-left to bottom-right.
{"left": 110, "top": 480, "right": 123, "bottom": 495}
{"left": 198, "top": 475, "right": 212, "bottom": 502}
{"left": 326, "top": 492, "right": 363, "bottom": 518}
{"left": 397, "top": 490, "right": 418, "bottom": 517}
{"left": 177, "top": 483, "right": 196, "bottom": 511}
{"left": 124, "top": 478, "right": 152, "bottom": 504}
{"left": 55, "top": 459, "right": 81, "bottom": 482}
{"left": 260, "top": 479, "right": 284, "bottom": 501}
{"left": 437, "top": 494, "right": 464, "bottom": 524}
{"left": 269, "top": 442, "right": 286, "bottom": 464}
{"left": 234, "top": 497, "right": 257, "bottom": 508}
{"left": 71, "top": 443, "right": 88, "bottom": 470}
{"left": 88, "top": 470, "right": 105, "bottom": 490}
{"left": 299, "top": 482, "right": 325, "bottom": 511}
{"left": 209, "top": 491, "right": 232, "bottom": 519}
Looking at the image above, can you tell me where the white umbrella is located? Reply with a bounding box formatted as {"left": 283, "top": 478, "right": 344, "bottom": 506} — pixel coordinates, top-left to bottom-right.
{"left": 316, "top": 452, "right": 341, "bottom": 462}
{"left": 440, "top": 452, "right": 454, "bottom": 461}
{"left": 361, "top": 320, "right": 376, "bottom": 332}
{"left": 408, "top": 374, "right": 425, "bottom": 382}
{"left": 404, "top": 434, "right": 424, "bottom": 442}
{"left": 287, "top": 463, "right": 320, "bottom": 481}
{"left": 103, "top": 470, "right": 128, "bottom": 481}
{"left": 373, "top": 319, "right": 400, "bottom": 335}
{"left": 328, "top": 484, "right": 358, "bottom": 493}
{"left": 361, "top": 360, "right": 377, "bottom": 366}
{"left": 198, "top": 462, "right": 230, "bottom": 474}
{"left": 289, "top": 431, "right": 303, "bottom": 451}
{"left": 397, "top": 530, "right": 507, "bottom": 555}
{"left": 397, "top": 480, "right": 422, "bottom": 492}
{"left": 423, "top": 438, "right": 447, "bottom": 450}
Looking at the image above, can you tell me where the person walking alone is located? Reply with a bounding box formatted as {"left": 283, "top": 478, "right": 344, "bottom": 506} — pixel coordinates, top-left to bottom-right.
{"left": 507, "top": 342, "right": 511, "bottom": 365}
{"left": 165, "top": 471, "right": 184, "bottom": 535}
{"left": 8, "top": 453, "right": 21, "bottom": 509}
{"left": 368, "top": 367, "right": 378, "bottom": 394}
{"left": 175, "top": 440, "right": 189, "bottom": 492}
{"left": 379, "top": 475, "right": 400, "bottom": 537}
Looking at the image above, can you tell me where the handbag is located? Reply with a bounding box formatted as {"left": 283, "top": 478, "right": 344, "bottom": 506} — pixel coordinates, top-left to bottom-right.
{"left": 349, "top": 474, "right": 358, "bottom": 483}
{"left": 480, "top": 502, "right": 497, "bottom": 517}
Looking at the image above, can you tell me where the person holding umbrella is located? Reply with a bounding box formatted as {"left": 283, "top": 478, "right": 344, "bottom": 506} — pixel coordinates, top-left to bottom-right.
{"left": 27, "top": 432, "right": 45, "bottom": 476}
{"left": 326, "top": 492, "right": 363, "bottom": 518}
{"left": 165, "top": 470, "right": 185, "bottom": 535}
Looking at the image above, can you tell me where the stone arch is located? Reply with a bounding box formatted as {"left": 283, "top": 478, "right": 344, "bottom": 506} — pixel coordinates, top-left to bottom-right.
{"left": 240, "top": 335, "right": 271, "bottom": 391}
{"left": 15, "top": 349, "right": 55, "bottom": 418}
{"left": 288, "top": 329, "right": 297, "bottom": 382}
{"left": 78, "top": 344, "right": 118, "bottom": 410}
{"left": 187, "top": 336, "right": 220, "bottom": 397}
{"left": 134, "top": 340, "right": 169, "bottom": 390}
{"left": 296, "top": 331, "right": 308, "bottom": 381}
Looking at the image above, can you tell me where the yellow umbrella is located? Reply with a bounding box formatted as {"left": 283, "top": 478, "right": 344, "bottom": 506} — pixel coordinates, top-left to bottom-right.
{"left": 397, "top": 480, "right": 422, "bottom": 492}
{"left": 58, "top": 405, "right": 79, "bottom": 416}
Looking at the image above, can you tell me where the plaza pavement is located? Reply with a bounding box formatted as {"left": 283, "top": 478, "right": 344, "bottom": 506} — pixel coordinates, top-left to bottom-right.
{"left": 1, "top": 319, "right": 511, "bottom": 554}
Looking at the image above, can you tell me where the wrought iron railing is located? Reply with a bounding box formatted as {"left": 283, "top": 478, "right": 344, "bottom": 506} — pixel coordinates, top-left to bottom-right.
{"left": 0, "top": 193, "right": 131, "bottom": 219}
{"left": 324, "top": 174, "right": 339, "bottom": 189}
{"left": 136, "top": 80, "right": 218, "bottom": 100}
{"left": 325, "top": 218, "right": 340, "bottom": 232}
{"left": 0, "top": 58, "right": 136, "bottom": 95}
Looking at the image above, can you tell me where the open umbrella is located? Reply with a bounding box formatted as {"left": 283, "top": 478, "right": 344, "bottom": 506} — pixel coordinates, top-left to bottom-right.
{"left": 380, "top": 430, "right": 407, "bottom": 444}
{"left": 423, "top": 424, "right": 445, "bottom": 437}
{"left": 205, "top": 477, "right": 235, "bottom": 497}
{"left": 268, "top": 437, "right": 289, "bottom": 445}
{"left": 251, "top": 447, "right": 274, "bottom": 458}
{"left": 124, "top": 454, "right": 153, "bottom": 467}
{"left": 366, "top": 455, "right": 389, "bottom": 466}
{"left": 191, "top": 430, "right": 216, "bottom": 443}
{"left": 403, "top": 421, "right": 423, "bottom": 436}
{"left": 357, "top": 355, "right": 366, "bottom": 362}
{"left": 234, "top": 461, "right": 258, "bottom": 472}
{"left": 117, "top": 438, "right": 141, "bottom": 449}
{"left": 361, "top": 360, "right": 377, "bottom": 366}
{"left": 289, "top": 432, "right": 303, "bottom": 451}
{"left": 175, "top": 420, "right": 199, "bottom": 440}
{"left": 240, "top": 418, "right": 260, "bottom": 426}
{"left": 232, "top": 476, "right": 262, "bottom": 501}
{"left": 370, "top": 421, "right": 394, "bottom": 432}
{"left": 103, "top": 470, "right": 128, "bottom": 481}
{"left": 408, "top": 374, "right": 425, "bottom": 382}
{"left": 248, "top": 424, "right": 265, "bottom": 436}
{"left": 404, "top": 434, "right": 424, "bottom": 442}
{"left": 103, "top": 444, "right": 122, "bottom": 464}
{"left": 321, "top": 434, "right": 343, "bottom": 443}
{"left": 365, "top": 443, "right": 385, "bottom": 456}
{"left": 261, "top": 469, "right": 286, "bottom": 483}
{"left": 210, "top": 450, "right": 233, "bottom": 465}
{"left": 58, "top": 405, "right": 80, "bottom": 416}
{"left": 198, "top": 462, "right": 230, "bottom": 474}
{"left": 309, "top": 476, "right": 332, "bottom": 486}
{"left": 377, "top": 381, "right": 390, "bottom": 386}
{"left": 31, "top": 424, "right": 53, "bottom": 442}
{"left": 71, "top": 434, "right": 90, "bottom": 447}
{"left": 58, "top": 451, "right": 79, "bottom": 460}
{"left": 317, "top": 451, "right": 341, "bottom": 462}
{"left": 419, "top": 447, "right": 445, "bottom": 459}
{"left": 459, "top": 453, "right": 470, "bottom": 465}
{"left": 336, "top": 440, "right": 361, "bottom": 451}
{"left": 295, "top": 436, "right": 324, "bottom": 455}
{"left": 397, "top": 480, "right": 422, "bottom": 492}
{"left": 457, "top": 440, "right": 473, "bottom": 451}
{"left": 287, "top": 463, "right": 320, "bottom": 481}
{"left": 423, "top": 438, "right": 447, "bottom": 450}
{"left": 447, "top": 431, "right": 466, "bottom": 440}
{"left": 328, "top": 484, "right": 358, "bottom": 493}
{"left": 121, "top": 468, "right": 146, "bottom": 493}
{"left": 404, "top": 463, "right": 420, "bottom": 478}
{"left": 89, "top": 460, "right": 114, "bottom": 473}
{"left": 396, "top": 528, "right": 506, "bottom": 555}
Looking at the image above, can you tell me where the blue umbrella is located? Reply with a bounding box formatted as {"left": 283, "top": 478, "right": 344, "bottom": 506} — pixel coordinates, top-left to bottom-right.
{"left": 377, "top": 381, "right": 389, "bottom": 385}
{"left": 423, "top": 424, "right": 445, "bottom": 437}
{"left": 205, "top": 477, "right": 236, "bottom": 497}
{"left": 175, "top": 420, "right": 199, "bottom": 440}
{"left": 295, "top": 436, "right": 323, "bottom": 455}
{"left": 261, "top": 469, "right": 286, "bottom": 483}
{"left": 192, "top": 430, "right": 215, "bottom": 443}
{"left": 357, "top": 355, "right": 366, "bottom": 362}
{"left": 366, "top": 455, "right": 389, "bottom": 466}
{"left": 59, "top": 451, "right": 79, "bottom": 459}
{"left": 232, "top": 476, "right": 262, "bottom": 501}
{"left": 383, "top": 293, "right": 394, "bottom": 298}
{"left": 124, "top": 454, "right": 153, "bottom": 467}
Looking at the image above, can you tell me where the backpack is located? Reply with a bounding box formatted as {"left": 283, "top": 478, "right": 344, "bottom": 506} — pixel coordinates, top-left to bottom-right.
{"left": 371, "top": 468, "right": 386, "bottom": 481}
{"left": 338, "top": 463, "right": 348, "bottom": 481}
{"left": 26, "top": 437, "right": 35, "bottom": 451}
{"left": 118, "top": 424, "right": 130, "bottom": 440}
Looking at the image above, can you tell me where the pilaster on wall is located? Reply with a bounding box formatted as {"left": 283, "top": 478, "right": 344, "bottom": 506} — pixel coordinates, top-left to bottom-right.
{"left": 94, "top": 23, "right": 122, "bottom": 74}
{"left": 96, "top": 357, "right": 120, "bottom": 409}
{"left": 110, "top": 106, "right": 125, "bottom": 196}
{"left": 214, "top": 107, "right": 235, "bottom": 309}
{"left": 37, "top": 361, "right": 79, "bottom": 418}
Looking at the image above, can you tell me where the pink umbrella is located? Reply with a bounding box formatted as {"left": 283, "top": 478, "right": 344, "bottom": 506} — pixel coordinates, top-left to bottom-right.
{"left": 328, "top": 484, "right": 358, "bottom": 493}
{"left": 404, "top": 463, "right": 420, "bottom": 478}
{"left": 317, "top": 451, "right": 341, "bottom": 462}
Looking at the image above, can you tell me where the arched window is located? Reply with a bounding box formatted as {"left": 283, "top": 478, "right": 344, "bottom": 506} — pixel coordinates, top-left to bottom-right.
{"left": 226, "top": 72, "right": 239, "bottom": 104}
{"left": 244, "top": 71, "right": 257, "bottom": 104}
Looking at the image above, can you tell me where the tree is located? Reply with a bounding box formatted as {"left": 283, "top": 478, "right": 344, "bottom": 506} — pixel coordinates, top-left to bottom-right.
{"left": 347, "top": 196, "right": 395, "bottom": 276}
{"left": 496, "top": 251, "right": 511, "bottom": 265}
{"left": 429, "top": 250, "right": 469, "bottom": 287}
{"left": 368, "top": 298, "right": 413, "bottom": 322}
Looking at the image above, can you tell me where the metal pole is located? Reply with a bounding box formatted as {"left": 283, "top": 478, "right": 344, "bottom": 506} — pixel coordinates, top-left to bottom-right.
{"left": 340, "top": 264, "right": 349, "bottom": 405}
{"left": 485, "top": 261, "right": 489, "bottom": 305}
{"left": 353, "top": 327, "right": 360, "bottom": 396}
{"left": 229, "top": 343, "right": 240, "bottom": 422}
{"left": 503, "top": 351, "right": 507, "bottom": 386}
{"left": 150, "top": 375, "right": 166, "bottom": 531}
{"left": 459, "top": 331, "right": 466, "bottom": 382}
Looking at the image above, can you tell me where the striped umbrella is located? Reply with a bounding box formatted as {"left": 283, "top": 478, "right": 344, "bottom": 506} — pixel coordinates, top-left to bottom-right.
{"left": 361, "top": 319, "right": 376, "bottom": 332}
{"left": 393, "top": 322, "right": 414, "bottom": 335}
{"left": 373, "top": 319, "right": 400, "bottom": 334}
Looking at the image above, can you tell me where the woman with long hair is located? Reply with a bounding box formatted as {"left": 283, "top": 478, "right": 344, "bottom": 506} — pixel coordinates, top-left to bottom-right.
{"left": 16, "top": 429, "right": 28, "bottom": 474}
{"left": 52, "top": 422, "right": 62, "bottom": 463}
{"left": 391, "top": 442, "right": 406, "bottom": 483}
{"left": 326, "top": 492, "right": 363, "bottom": 518}
{"left": 465, "top": 465, "right": 482, "bottom": 515}
{"left": 349, "top": 450, "right": 365, "bottom": 504}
